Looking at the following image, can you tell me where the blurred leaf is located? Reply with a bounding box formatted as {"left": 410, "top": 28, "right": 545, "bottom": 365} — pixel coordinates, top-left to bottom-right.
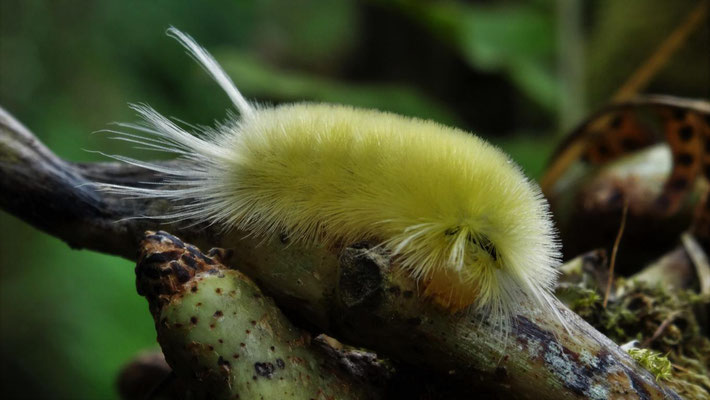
{"left": 0, "top": 213, "right": 155, "bottom": 400}
{"left": 378, "top": 0, "right": 559, "bottom": 111}
{"left": 586, "top": 0, "right": 709, "bottom": 106}
{"left": 254, "top": 0, "right": 359, "bottom": 70}
{"left": 218, "top": 51, "right": 461, "bottom": 124}
{"left": 494, "top": 133, "right": 557, "bottom": 180}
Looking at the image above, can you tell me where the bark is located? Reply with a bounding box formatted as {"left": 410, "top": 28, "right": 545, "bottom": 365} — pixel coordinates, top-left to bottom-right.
{"left": 135, "top": 231, "right": 383, "bottom": 399}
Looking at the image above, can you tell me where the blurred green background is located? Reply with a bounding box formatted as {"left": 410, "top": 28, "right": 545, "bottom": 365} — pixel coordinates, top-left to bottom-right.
{"left": 0, "top": 0, "right": 707, "bottom": 398}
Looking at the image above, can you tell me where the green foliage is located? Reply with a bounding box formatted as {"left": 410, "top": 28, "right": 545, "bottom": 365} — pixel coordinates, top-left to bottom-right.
{"left": 389, "top": 0, "right": 558, "bottom": 111}
{"left": 0, "top": 213, "right": 156, "bottom": 399}
{"left": 218, "top": 52, "right": 460, "bottom": 124}
{"left": 586, "top": 0, "right": 709, "bottom": 107}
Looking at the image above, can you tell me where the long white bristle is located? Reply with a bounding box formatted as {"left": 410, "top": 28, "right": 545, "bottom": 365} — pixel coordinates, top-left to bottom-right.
{"left": 166, "top": 27, "right": 254, "bottom": 118}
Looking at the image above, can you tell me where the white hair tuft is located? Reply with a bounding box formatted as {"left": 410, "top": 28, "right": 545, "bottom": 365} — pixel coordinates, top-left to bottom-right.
{"left": 166, "top": 27, "right": 254, "bottom": 118}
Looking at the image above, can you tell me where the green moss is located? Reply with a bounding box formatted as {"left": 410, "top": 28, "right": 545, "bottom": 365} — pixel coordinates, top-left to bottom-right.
{"left": 626, "top": 348, "right": 672, "bottom": 381}
{"left": 556, "top": 287, "right": 600, "bottom": 318}
{"left": 559, "top": 280, "right": 710, "bottom": 399}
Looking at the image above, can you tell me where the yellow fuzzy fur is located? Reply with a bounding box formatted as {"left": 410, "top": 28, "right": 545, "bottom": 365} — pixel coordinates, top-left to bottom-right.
{"left": 102, "top": 28, "right": 563, "bottom": 330}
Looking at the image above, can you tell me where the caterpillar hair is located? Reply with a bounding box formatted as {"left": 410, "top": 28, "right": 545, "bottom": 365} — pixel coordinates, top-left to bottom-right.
{"left": 101, "top": 27, "right": 566, "bottom": 332}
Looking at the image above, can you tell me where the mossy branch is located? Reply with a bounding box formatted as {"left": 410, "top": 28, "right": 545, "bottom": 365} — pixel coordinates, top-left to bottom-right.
{"left": 0, "top": 105, "right": 681, "bottom": 399}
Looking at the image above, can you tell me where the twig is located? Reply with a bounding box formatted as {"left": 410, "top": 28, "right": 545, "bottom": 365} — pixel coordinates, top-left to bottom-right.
{"left": 681, "top": 232, "right": 710, "bottom": 295}
{"left": 612, "top": 0, "right": 709, "bottom": 102}
{"left": 604, "top": 197, "right": 629, "bottom": 308}
{"left": 642, "top": 311, "right": 682, "bottom": 348}
{"left": 136, "top": 231, "right": 383, "bottom": 399}
{"left": 671, "top": 363, "right": 691, "bottom": 373}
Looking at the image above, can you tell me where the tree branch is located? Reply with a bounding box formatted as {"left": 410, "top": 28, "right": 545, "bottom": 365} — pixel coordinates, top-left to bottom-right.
{"left": 0, "top": 106, "right": 681, "bottom": 399}
{"left": 134, "top": 231, "right": 384, "bottom": 399}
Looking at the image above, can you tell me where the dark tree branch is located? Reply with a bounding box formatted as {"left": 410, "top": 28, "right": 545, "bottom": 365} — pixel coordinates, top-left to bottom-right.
{"left": 0, "top": 105, "right": 681, "bottom": 399}
{"left": 0, "top": 106, "right": 220, "bottom": 258}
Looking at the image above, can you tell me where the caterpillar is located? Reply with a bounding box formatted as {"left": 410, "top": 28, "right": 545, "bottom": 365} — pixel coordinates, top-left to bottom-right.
{"left": 102, "top": 28, "right": 564, "bottom": 330}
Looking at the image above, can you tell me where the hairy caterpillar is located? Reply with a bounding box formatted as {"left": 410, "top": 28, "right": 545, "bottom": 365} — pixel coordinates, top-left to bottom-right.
{"left": 103, "top": 28, "right": 564, "bottom": 330}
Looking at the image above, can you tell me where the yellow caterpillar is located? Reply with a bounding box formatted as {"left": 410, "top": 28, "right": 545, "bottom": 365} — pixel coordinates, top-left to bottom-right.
{"left": 103, "top": 28, "right": 564, "bottom": 330}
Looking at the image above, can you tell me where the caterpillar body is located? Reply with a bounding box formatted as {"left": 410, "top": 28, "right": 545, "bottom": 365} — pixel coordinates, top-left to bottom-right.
{"left": 104, "top": 28, "right": 564, "bottom": 330}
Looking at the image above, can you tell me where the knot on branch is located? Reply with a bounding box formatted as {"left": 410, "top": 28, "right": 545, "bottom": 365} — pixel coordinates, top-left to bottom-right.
{"left": 337, "top": 242, "right": 390, "bottom": 310}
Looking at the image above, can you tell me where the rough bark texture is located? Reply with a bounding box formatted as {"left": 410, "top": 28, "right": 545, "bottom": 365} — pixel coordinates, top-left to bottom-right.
{"left": 0, "top": 106, "right": 681, "bottom": 399}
